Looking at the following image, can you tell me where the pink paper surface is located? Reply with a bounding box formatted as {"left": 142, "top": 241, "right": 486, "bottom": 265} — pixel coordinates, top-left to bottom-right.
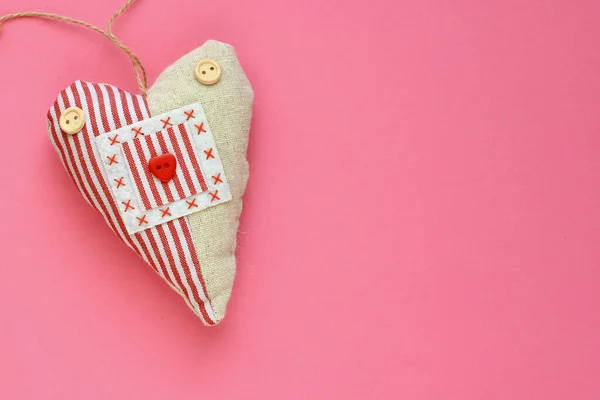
{"left": 0, "top": 0, "right": 599, "bottom": 398}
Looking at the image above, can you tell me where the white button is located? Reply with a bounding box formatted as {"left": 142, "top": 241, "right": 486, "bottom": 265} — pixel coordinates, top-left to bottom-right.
{"left": 194, "top": 59, "right": 222, "bottom": 85}
{"left": 59, "top": 107, "right": 86, "bottom": 135}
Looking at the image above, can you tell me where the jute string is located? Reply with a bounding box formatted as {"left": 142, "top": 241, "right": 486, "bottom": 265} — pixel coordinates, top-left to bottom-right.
{"left": 0, "top": 0, "right": 148, "bottom": 96}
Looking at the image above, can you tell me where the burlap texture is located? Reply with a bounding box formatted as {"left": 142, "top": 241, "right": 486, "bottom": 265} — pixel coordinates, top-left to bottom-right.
{"left": 147, "top": 40, "right": 253, "bottom": 323}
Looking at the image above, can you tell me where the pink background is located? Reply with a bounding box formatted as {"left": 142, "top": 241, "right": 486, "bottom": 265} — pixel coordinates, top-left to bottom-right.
{"left": 0, "top": 0, "right": 599, "bottom": 398}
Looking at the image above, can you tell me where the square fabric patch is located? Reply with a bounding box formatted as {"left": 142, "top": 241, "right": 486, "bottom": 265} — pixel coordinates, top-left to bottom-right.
{"left": 95, "top": 103, "right": 231, "bottom": 234}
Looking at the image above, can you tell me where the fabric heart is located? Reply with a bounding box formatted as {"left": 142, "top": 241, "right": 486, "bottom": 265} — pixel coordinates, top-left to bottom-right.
{"left": 46, "top": 40, "right": 253, "bottom": 325}
{"left": 148, "top": 153, "right": 177, "bottom": 183}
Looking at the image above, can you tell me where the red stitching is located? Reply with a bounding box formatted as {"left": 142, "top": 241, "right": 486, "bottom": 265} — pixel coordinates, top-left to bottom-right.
{"left": 204, "top": 148, "right": 215, "bottom": 160}
{"left": 212, "top": 173, "right": 223, "bottom": 185}
{"left": 195, "top": 123, "right": 206, "bottom": 135}
{"left": 137, "top": 215, "right": 149, "bottom": 226}
{"left": 184, "top": 110, "right": 196, "bottom": 120}
{"left": 160, "top": 207, "right": 172, "bottom": 218}
{"left": 177, "top": 123, "right": 208, "bottom": 192}
{"left": 107, "top": 154, "right": 118, "bottom": 165}
{"left": 186, "top": 198, "right": 199, "bottom": 209}
{"left": 132, "top": 127, "right": 144, "bottom": 138}
{"left": 109, "top": 134, "right": 120, "bottom": 145}
{"left": 160, "top": 117, "right": 173, "bottom": 129}
{"left": 122, "top": 200, "right": 135, "bottom": 212}
{"left": 209, "top": 190, "right": 220, "bottom": 202}
{"left": 114, "top": 177, "right": 126, "bottom": 188}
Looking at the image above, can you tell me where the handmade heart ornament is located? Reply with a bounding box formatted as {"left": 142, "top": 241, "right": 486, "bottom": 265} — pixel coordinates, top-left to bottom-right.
{"left": 46, "top": 40, "right": 253, "bottom": 325}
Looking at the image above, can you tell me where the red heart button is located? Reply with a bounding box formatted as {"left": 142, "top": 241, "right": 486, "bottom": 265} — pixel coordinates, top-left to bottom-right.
{"left": 148, "top": 153, "right": 177, "bottom": 183}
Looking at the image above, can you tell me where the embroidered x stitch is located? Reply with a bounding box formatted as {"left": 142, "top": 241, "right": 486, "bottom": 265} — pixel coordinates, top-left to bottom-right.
{"left": 122, "top": 200, "right": 135, "bottom": 212}
{"left": 109, "top": 134, "right": 120, "bottom": 145}
{"left": 186, "top": 198, "right": 199, "bottom": 209}
{"left": 132, "top": 127, "right": 144, "bottom": 138}
{"left": 184, "top": 110, "right": 195, "bottom": 120}
{"left": 160, "top": 117, "right": 172, "bottom": 129}
{"left": 195, "top": 122, "right": 206, "bottom": 135}
{"left": 107, "top": 154, "right": 118, "bottom": 165}
{"left": 212, "top": 173, "right": 223, "bottom": 184}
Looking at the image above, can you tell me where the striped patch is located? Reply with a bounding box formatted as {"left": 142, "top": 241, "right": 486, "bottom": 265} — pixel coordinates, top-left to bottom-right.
{"left": 122, "top": 125, "right": 208, "bottom": 211}
{"left": 46, "top": 80, "right": 219, "bottom": 325}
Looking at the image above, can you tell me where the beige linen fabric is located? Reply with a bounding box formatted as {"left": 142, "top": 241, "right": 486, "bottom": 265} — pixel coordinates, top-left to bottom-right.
{"left": 147, "top": 40, "right": 253, "bottom": 323}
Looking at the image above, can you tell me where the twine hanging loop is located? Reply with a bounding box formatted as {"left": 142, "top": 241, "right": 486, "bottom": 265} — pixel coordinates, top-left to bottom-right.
{"left": 0, "top": 0, "right": 148, "bottom": 96}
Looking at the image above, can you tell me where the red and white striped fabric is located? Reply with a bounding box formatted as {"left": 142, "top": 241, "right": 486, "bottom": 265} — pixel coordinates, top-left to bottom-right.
{"left": 122, "top": 125, "right": 208, "bottom": 211}
{"left": 46, "top": 80, "right": 216, "bottom": 325}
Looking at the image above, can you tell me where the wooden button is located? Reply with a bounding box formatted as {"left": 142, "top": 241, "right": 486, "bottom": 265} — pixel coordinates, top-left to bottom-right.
{"left": 59, "top": 107, "right": 86, "bottom": 135}
{"left": 194, "top": 59, "right": 221, "bottom": 85}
